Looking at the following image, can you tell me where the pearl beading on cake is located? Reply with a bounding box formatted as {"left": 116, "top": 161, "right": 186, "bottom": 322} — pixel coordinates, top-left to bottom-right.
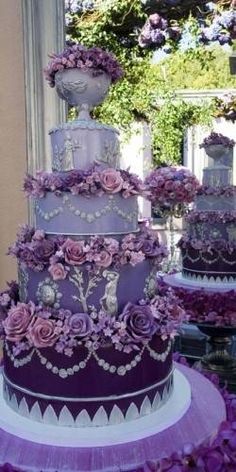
{"left": 35, "top": 195, "right": 138, "bottom": 224}
{"left": 5, "top": 340, "right": 171, "bottom": 378}
{"left": 182, "top": 249, "right": 236, "bottom": 266}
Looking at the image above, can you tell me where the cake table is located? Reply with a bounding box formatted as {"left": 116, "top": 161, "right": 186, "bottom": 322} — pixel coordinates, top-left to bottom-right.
{"left": 0, "top": 363, "right": 226, "bottom": 472}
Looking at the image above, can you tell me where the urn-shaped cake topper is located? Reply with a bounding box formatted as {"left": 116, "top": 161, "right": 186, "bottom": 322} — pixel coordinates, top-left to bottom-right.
{"left": 44, "top": 42, "right": 123, "bottom": 120}
{"left": 200, "top": 132, "right": 235, "bottom": 165}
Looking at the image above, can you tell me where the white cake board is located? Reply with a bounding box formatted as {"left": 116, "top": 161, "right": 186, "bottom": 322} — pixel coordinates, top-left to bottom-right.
{"left": 165, "top": 272, "right": 236, "bottom": 291}
{"left": 0, "top": 368, "right": 191, "bottom": 447}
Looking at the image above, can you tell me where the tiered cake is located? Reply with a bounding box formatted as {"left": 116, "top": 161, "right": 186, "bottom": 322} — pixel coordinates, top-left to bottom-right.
{"left": 0, "top": 44, "right": 183, "bottom": 428}
{"left": 177, "top": 134, "right": 236, "bottom": 283}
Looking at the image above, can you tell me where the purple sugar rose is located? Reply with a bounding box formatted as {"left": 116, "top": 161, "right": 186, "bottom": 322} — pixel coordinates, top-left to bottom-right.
{"left": 120, "top": 302, "right": 157, "bottom": 342}
{"left": 48, "top": 263, "right": 68, "bottom": 280}
{"left": 3, "top": 302, "right": 35, "bottom": 342}
{"left": 33, "top": 239, "right": 55, "bottom": 262}
{"left": 93, "top": 250, "right": 112, "bottom": 268}
{"left": 100, "top": 169, "right": 123, "bottom": 194}
{"left": 27, "top": 317, "right": 61, "bottom": 348}
{"left": 62, "top": 238, "right": 86, "bottom": 265}
{"left": 65, "top": 312, "right": 93, "bottom": 338}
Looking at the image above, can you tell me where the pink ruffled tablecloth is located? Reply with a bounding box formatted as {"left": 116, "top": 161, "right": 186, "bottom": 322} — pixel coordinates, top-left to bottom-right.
{"left": 0, "top": 364, "right": 226, "bottom": 472}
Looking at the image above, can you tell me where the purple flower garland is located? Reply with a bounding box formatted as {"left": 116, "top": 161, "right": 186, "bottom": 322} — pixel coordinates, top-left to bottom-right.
{"left": 0, "top": 284, "right": 185, "bottom": 356}
{"left": 177, "top": 235, "right": 236, "bottom": 254}
{"left": 158, "top": 279, "right": 236, "bottom": 327}
{"left": 44, "top": 42, "right": 124, "bottom": 87}
{"left": 8, "top": 225, "right": 168, "bottom": 273}
{"left": 24, "top": 167, "right": 146, "bottom": 199}
{"left": 197, "top": 185, "right": 236, "bottom": 197}
{"left": 186, "top": 210, "right": 236, "bottom": 225}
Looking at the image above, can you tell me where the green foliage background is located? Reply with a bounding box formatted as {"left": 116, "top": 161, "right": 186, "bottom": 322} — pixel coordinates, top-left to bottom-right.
{"left": 66, "top": 0, "right": 236, "bottom": 166}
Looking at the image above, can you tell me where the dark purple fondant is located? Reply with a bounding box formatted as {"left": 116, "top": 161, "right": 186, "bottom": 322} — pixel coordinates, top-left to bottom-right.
{"left": 181, "top": 247, "right": 236, "bottom": 280}
{"left": 3, "top": 336, "right": 173, "bottom": 423}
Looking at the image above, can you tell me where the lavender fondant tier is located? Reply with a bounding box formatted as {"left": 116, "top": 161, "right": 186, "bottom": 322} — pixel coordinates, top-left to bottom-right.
{"left": 202, "top": 166, "right": 232, "bottom": 187}
{"left": 34, "top": 192, "right": 138, "bottom": 235}
{"left": 3, "top": 337, "right": 173, "bottom": 427}
{"left": 49, "top": 120, "right": 120, "bottom": 172}
{"left": 196, "top": 194, "right": 236, "bottom": 211}
{"left": 181, "top": 246, "right": 236, "bottom": 281}
{"left": 187, "top": 221, "right": 236, "bottom": 242}
{"left": 18, "top": 260, "right": 156, "bottom": 314}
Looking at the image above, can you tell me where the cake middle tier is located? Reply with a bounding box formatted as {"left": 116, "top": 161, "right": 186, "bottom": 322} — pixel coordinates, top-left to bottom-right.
{"left": 18, "top": 259, "right": 156, "bottom": 314}
{"left": 34, "top": 192, "right": 139, "bottom": 235}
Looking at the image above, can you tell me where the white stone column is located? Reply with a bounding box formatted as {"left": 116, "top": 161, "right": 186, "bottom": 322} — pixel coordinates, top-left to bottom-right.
{"left": 22, "top": 0, "right": 66, "bottom": 174}
{"left": 21, "top": 0, "right": 66, "bottom": 223}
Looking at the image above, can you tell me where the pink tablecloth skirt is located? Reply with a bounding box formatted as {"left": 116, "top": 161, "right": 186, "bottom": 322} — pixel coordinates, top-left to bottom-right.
{"left": 0, "top": 364, "right": 226, "bottom": 472}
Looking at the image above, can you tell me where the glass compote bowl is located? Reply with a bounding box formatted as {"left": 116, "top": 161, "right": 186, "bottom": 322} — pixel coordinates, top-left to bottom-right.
{"left": 55, "top": 68, "right": 111, "bottom": 120}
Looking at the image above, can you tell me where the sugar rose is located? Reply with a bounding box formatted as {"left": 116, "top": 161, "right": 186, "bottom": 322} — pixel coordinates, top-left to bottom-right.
{"left": 3, "top": 302, "right": 34, "bottom": 342}
{"left": 49, "top": 263, "right": 68, "bottom": 280}
{"left": 66, "top": 312, "right": 93, "bottom": 337}
{"left": 62, "top": 239, "right": 86, "bottom": 265}
{"left": 120, "top": 303, "right": 157, "bottom": 342}
{"left": 27, "top": 317, "right": 60, "bottom": 348}
{"left": 100, "top": 169, "right": 123, "bottom": 194}
{"left": 94, "top": 250, "right": 112, "bottom": 268}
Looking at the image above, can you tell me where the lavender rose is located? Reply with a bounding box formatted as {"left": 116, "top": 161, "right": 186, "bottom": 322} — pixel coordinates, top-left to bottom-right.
{"left": 32, "top": 239, "right": 55, "bottom": 262}
{"left": 62, "top": 239, "right": 86, "bottom": 265}
{"left": 3, "top": 302, "right": 34, "bottom": 342}
{"left": 48, "top": 263, "right": 68, "bottom": 280}
{"left": 65, "top": 312, "right": 93, "bottom": 337}
{"left": 27, "top": 317, "right": 60, "bottom": 348}
{"left": 100, "top": 169, "right": 123, "bottom": 194}
{"left": 120, "top": 302, "right": 157, "bottom": 342}
{"left": 94, "top": 250, "right": 112, "bottom": 268}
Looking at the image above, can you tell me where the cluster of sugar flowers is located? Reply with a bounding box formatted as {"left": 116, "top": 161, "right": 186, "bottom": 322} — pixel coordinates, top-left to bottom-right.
{"left": 169, "top": 285, "right": 236, "bottom": 327}
{"left": 44, "top": 42, "right": 123, "bottom": 87}
{"left": 200, "top": 132, "right": 235, "bottom": 149}
{"left": 9, "top": 225, "right": 168, "bottom": 274}
{"left": 177, "top": 234, "right": 236, "bottom": 254}
{"left": 186, "top": 210, "right": 236, "bottom": 225}
{"left": 24, "top": 167, "right": 145, "bottom": 199}
{"left": 145, "top": 166, "right": 200, "bottom": 208}
{"left": 197, "top": 185, "right": 236, "bottom": 197}
{"left": 1, "top": 286, "right": 185, "bottom": 355}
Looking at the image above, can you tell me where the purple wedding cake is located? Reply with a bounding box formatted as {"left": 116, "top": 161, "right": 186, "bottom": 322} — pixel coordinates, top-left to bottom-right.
{"left": 165, "top": 132, "right": 236, "bottom": 310}
{"left": 177, "top": 133, "right": 236, "bottom": 283}
{"left": 0, "top": 44, "right": 184, "bottom": 428}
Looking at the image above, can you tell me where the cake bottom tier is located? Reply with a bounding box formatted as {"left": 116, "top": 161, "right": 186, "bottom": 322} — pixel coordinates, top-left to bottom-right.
{"left": 3, "top": 336, "right": 173, "bottom": 427}
{"left": 181, "top": 246, "right": 236, "bottom": 282}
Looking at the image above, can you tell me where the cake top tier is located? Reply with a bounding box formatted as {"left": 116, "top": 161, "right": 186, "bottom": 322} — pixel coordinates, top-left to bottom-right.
{"left": 45, "top": 43, "right": 124, "bottom": 171}
{"left": 199, "top": 132, "right": 235, "bottom": 188}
